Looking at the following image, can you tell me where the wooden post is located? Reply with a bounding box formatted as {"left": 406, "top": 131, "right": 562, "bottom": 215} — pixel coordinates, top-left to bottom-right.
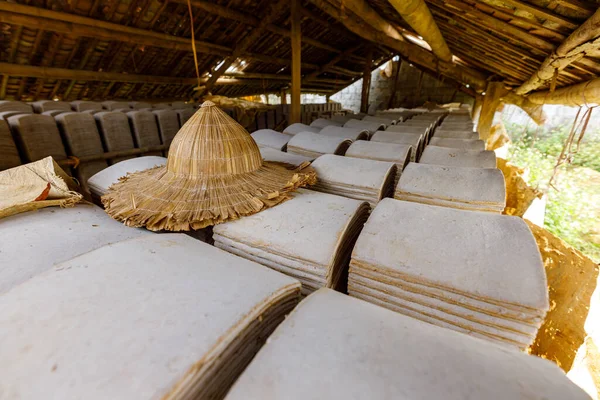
{"left": 415, "top": 69, "right": 424, "bottom": 107}
{"left": 477, "top": 82, "right": 509, "bottom": 140}
{"left": 280, "top": 88, "right": 287, "bottom": 104}
{"left": 290, "top": 0, "right": 301, "bottom": 124}
{"left": 360, "top": 48, "right": 373, "bottom": 114}
{"left": 471, "top": 94, "right": 483, "bottom": 123}
{"left": 387, "top": 58, "right": 402, "bottom": 109}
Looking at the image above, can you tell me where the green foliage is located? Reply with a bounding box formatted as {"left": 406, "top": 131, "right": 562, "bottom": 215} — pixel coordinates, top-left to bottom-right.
{"left": 504, "top": 120, "right": 600, "bottom": 262}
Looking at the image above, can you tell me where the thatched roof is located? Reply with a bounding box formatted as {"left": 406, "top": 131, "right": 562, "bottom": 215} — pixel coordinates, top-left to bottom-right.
{"left": 0, "top": 0, "right": 598, "bottom": 102}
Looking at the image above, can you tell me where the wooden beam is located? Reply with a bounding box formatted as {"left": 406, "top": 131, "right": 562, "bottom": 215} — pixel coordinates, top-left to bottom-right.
{"left": 0, "top": 2, "right": 230, "bottom": 55}
{"left": 515, "top": 8, "right": 600, "bottom": 95}
{"left": 172, "top": 0, "right": 341, "bottom": 54}
{"left": 388, "top": 0, "right": 452, "bottom": 61}
{"left": 290, "top": 0, "right": 302, "bottom": 124}
{"left": 499, "top": 0, "right": 577, "bottom": 29}
{"left": 0, "top": 63, "right": 343, "bottom": 89}
{"left": 204, "top": 0, "right": 290, "bottom": 92}
{"left": 308, "top": 0, "right": 489, "bottom": 90}
{"left": 527, "top": 77, "right": 600, "bottom": 106}
{"left": 303, "top": 44, "right": 362, "bottom": 83}
{"left": 339, "top": 0, "right": 405, "bottom": 42}
{"left": 431, "top": 0, "right": 555, "bottom": 52}
{"left": 0, "top": 3, "right": 326, "bottom": 74}
{"left": 360, "top": 48, "right": 373, "bottom": 113}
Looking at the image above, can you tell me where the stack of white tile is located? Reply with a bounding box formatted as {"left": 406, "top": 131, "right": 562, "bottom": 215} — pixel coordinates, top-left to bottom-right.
{"left": 348, "top": 199, "right": 549, "bottom": 350}
{"left": 287, "top": 132, "right": 352, "bottom": 158}
{"left": 419, "top": 146, "right": 497, "bottom": 168}
{"left": 429, "top": 137, "right": 485, "bottom": 150}
{"left": 0, "top": 234, "right": 301, "bottom": 399}
{"left": 256, "top": 147, "right": 310, "bottom": 166}
{"left": 310, "top": 118, "right": 343, "bottom": 129}
{"left": 87, "top": 156, "right": 167, "bottom": 198}
{"left": 0, "top": 204, "right": 151, "bottom": 294}
{"left": 310, "top": 154, "right": 396, "bottom": 207}
{"left": 226, "top": 289, "right": 588, "bottom": 400}
{"left": 395, "top": 163, "right": 506, "bottom": 213}
{"left": 319, "top": 125, "right": 369, "bottom": 141}
{"left": 283, "top": 123, "right": 320, "bottom": 135}
{"left": 251, "top": 129, "right": 292, "bottom": 150}
{"left": 213, "top": 190, "right": 370, "bottom": 295}
{"left": 343, "top": 119, "right": 384, "bottom": 134}
{"left": 345, "top": 141, "right": 412, "bottom": 183}
{"left": 370, "top": 131, "right": 423, "bottom": 159}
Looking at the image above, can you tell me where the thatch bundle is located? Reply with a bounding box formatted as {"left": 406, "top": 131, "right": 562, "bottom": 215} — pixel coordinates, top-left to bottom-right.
{"left": 102, "top": 101, "right": 316, "bottom": 231}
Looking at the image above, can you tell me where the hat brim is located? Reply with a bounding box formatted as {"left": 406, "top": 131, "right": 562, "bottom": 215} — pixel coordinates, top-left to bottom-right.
{"left": 102, "top": 161, "right": 316, "bottom": 231}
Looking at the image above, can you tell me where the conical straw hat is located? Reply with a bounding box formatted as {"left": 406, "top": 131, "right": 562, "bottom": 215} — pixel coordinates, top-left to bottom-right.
{"left": 102, "top": 101, "right": 316, "bottom": 231}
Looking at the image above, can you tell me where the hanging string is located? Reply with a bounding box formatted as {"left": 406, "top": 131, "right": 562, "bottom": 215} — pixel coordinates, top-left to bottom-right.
{"left": 548, "top": 106, "right": 595, "bottom": 189}
{"left": 187, "top": 0, "right": 201, "bottom": 88}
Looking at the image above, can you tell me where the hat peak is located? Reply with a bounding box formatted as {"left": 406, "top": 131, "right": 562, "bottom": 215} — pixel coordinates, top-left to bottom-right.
{"left": 201, "top": 100, "right": 215, "bottom": 108}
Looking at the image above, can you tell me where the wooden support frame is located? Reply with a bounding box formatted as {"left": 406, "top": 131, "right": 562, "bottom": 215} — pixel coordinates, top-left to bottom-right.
{"left": 290, "top": 0, "right": 302, "bottom": 124}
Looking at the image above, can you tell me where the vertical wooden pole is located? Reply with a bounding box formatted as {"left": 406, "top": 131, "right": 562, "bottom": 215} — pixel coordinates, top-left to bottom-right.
{"left": 477, "top": 82, "right": 509, "bottom": 140}
{"left": 280, "top": 88, "right": 287, "bottom": 104}
{"left": 290, "top": 0, "right": 301, "bottom": 124}
{"left": 360, "top": 48, "right": 373, "bottom": 114}
{"left": 387, "top": 58, "right": 402, "bottom": 109}
{"left": 415, "top": 69, "right": 424, "bottom": 106}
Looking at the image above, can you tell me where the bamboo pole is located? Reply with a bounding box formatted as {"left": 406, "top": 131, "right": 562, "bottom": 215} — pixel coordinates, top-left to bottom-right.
{"left": 527, "top": 77, "right": 600, "bottom": 106}
{"left": 307, "top": 0, "right": 488, "bottom": 91}
{"left": 360, "top": 48, "right": 373, "bottom": 113}
{"left": 387, "top": 0, "right": 452, "bottom": 62}
{"left": 290, "top": 0, "right": 302, "bottom": 124}
{"left": 515, "top": 8, "right": 600, "bottom": 95}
